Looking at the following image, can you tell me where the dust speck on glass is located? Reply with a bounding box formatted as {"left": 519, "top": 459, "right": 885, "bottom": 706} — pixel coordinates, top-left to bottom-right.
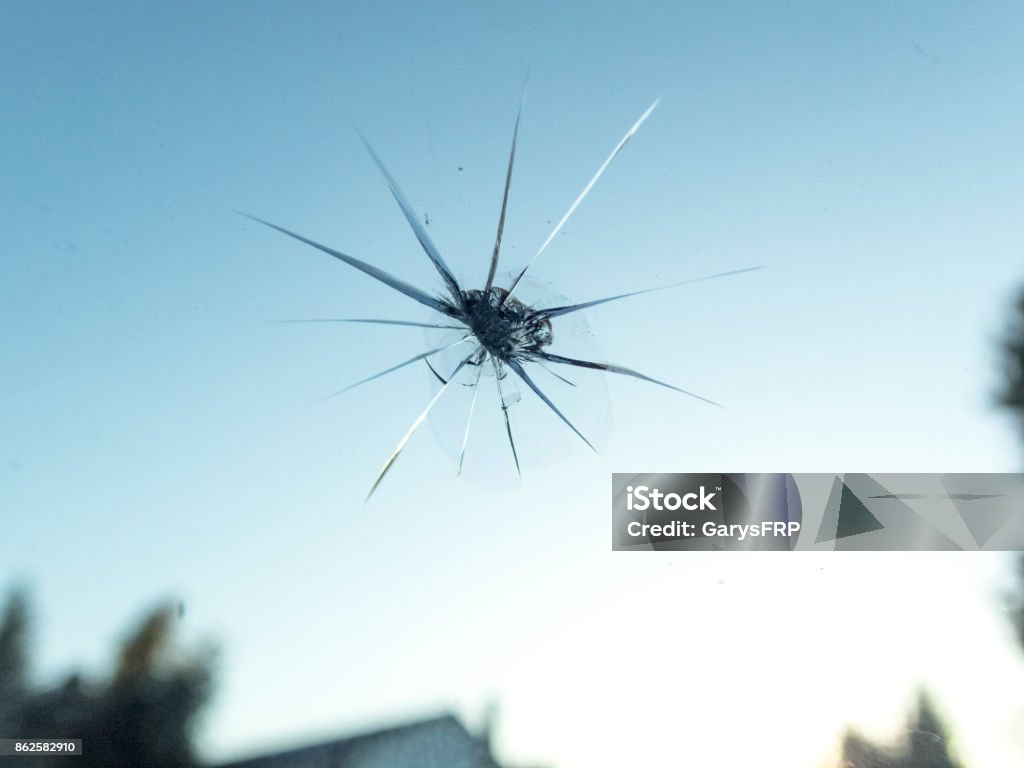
{"left": 244, "top": 94, "right": 761, "bottom": 499}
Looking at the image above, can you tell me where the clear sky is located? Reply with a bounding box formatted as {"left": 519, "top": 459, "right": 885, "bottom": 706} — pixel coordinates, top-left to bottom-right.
{"left": 3, "top": 1, "right": 1024, "bottom": 766}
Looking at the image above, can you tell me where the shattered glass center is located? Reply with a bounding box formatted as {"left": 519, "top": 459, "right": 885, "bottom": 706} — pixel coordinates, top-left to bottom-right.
{"left": 462, "top": 287, "right": 552, "bottom": 362}
{"left": 249, "top": 95, "right": 755, "bottom": 497}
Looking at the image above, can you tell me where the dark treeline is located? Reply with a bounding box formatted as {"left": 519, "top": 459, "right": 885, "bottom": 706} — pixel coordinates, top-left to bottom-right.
{"left": 0, "top": 590, "right": 214, "bottom": 768}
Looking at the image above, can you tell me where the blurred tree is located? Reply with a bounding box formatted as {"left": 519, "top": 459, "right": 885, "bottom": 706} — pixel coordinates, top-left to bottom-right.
{"left": 0, "top": 588, "right": 30, "bottom": 737}
{"left": 839, "top": 689, "right": 963, "bottom": 768}
{"left": 999, "top": 285, "right": 1024, "bottom": 442}
{"left": 998, "top": 286, "right": 1024, "bottom": 652}
{"left": 0, "top": 589, "right": 214, "bottom": 768}
{"left": 1012, "top": 556, "right": 1024, "bottom": 654}
{"left": 83, "top": 601, "right": 215, "bottom": 768}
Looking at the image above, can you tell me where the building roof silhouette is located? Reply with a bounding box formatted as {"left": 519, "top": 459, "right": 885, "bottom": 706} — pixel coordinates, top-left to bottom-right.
{"left": 211, "top": 713, "right": 505, "bottom": 768}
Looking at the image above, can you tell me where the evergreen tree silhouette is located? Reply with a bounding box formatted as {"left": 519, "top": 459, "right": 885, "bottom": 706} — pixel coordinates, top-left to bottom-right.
{"left": 839, "top": 690, "right": 963, "bottom": 768}
{"left": 999, "top": 284, "right": 1024, "bottom": 446}
{"left": 0, "top": 588, "right": 30, "bottom": 739}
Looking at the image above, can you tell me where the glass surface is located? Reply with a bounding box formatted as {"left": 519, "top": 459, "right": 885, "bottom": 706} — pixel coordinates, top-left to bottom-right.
{"left": 2, "top": 3, "right": 1023, "bottom": 767}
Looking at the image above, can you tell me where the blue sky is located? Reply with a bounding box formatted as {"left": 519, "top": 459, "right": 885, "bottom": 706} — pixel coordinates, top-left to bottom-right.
{"left": 3, "top": 1, "right": 1024, "bottom": 766}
